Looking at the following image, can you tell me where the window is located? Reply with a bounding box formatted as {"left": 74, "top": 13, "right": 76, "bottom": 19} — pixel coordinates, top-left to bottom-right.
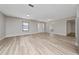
{"left": 22, "top": 22, "right": 29, "bottom": 31}
{"left": 37, "top": 23, "right": 44, "bottom": 32}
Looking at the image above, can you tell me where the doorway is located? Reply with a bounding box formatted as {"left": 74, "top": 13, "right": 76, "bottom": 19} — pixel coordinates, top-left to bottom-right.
{"left": 67, "top": 20, "right": 75, "bottom": 37}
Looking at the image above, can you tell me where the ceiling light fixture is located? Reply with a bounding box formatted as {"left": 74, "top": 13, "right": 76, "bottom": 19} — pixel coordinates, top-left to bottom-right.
{"left": 47, "top": 19, "right": 52, "bottom": 21}
{"left": 27, "top": 15, "right": 30, "bottom": 17}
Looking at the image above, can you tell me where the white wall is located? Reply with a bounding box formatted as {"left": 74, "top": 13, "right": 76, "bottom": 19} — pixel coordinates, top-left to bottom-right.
{"left": 5, "top": 16, "right": 46, "bottom": 37}
{"left": 76, "top": 5, "right": 79, "bottom": 46}
{"left": 0, "top": 12, "right": 5, "bottom": 40}
{"left": 46, "top": 20, "right": 67, "bottom": 36}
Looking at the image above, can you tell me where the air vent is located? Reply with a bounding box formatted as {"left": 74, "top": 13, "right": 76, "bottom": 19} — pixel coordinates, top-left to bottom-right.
{"left": 28, "top": 4, "right": 34, "bottom": 7}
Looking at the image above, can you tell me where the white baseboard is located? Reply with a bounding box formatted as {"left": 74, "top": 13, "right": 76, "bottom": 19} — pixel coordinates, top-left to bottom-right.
{"left": 49, "top": 32, "right": 66, "bottom": 36}
{"left": 5, "top": 32, "right": 46, "bottom": 38}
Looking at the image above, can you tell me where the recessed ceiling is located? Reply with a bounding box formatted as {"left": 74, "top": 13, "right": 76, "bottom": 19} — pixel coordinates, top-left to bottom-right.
{"left": 0, "top": 4, "right": 77, "bottom": 22}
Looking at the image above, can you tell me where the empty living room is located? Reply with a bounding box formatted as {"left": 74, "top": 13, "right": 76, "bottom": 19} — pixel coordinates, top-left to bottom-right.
{"left": 0, "top": 4, "right": 79, "bottom": 55}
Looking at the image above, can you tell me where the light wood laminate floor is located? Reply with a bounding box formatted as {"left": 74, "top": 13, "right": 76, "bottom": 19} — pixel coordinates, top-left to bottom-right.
{"left": 0, "top": 33, "right": 78, "bottom": 55}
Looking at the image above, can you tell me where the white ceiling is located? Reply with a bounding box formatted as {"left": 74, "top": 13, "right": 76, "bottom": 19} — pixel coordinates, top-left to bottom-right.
{"left": 0, "top": 4, "right": 77, "bottom": 22}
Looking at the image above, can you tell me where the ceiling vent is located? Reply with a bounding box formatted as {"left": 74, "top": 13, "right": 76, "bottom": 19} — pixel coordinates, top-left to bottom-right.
{"left": 28, "top": 4, "right": 34, "bottom": 7}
